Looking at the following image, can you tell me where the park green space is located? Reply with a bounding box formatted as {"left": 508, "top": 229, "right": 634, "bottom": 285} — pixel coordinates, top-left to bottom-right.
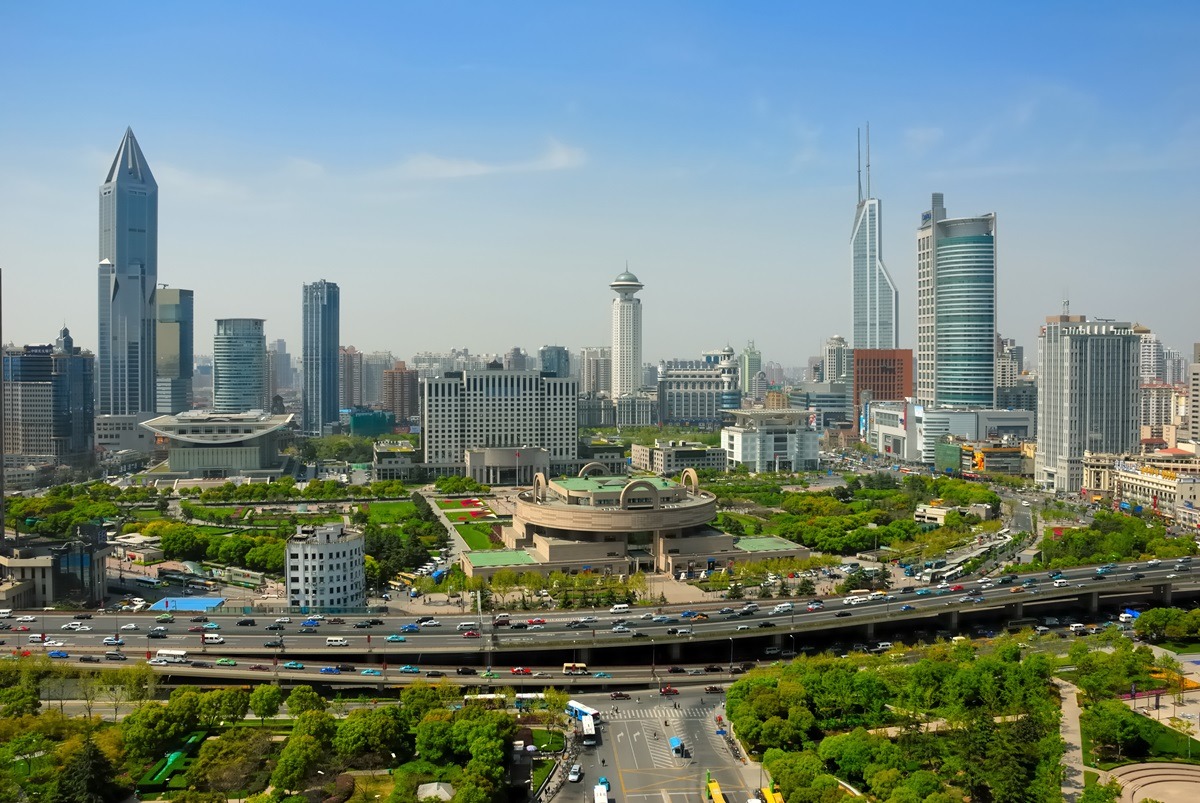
{"left": 456, "top": 522, "right": 500, "bottom": 550}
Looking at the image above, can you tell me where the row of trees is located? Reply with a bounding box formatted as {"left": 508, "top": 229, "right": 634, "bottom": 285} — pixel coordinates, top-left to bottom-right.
{"left": 142, "top": 519, "right": 287, "bottom": 573}
{"left": 1030, "top": 511, "right": 1195, "bottom": 570}
{"left": 1132, "top": 606, "right": 1200, "bottom": 643}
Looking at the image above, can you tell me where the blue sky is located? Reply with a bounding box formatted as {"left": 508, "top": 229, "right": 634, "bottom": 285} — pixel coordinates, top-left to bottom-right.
{"left": 2, "top": 2, "right": 1198, "bottom": 368}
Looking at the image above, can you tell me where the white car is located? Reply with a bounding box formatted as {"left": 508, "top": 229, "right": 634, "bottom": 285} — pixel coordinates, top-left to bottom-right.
{"left": 148, "top": 658, "right": 168, "bottom": 666}
{"left": 579, "top": 616, "right": 598, "bottom": 623}
{"left": 736, "top": 625, "right": 751, "bottom": 631}
{"left": 121, "top": 623, "right": 139, "bottom": 631}
{"left": 527, "top": 624, "right": 545, "bottom": 630}
{"left": 17, "top": 616, "right": 36, "bottom": 623}
{"left": 275, "top": 617, "right": 291, "bottom": 624}
{"left": 533, "top": 671, "right": 551, "bottom": 677}
{"left": 1147, "top": 559, "right": 1162, "bottom": 567}
{"left": 61, "top": 622, "right": 81, "bottom": 630}
{"left": 73, "top": 625, "right": 92, "bottom": 632}
{"left": 611, "top": 625, "right": 630, "bottom": 633}
{"left": 640, "top": 612, "right": 654, "bottom": 620}
{"left": 42, "top": 640, "right": 64, "bottom": 647}
{"left": 422, "top": 620, "right": 441, "bottom": 627}
{"left": 1021, "top": 501, "right": 1030, "bottom": 507}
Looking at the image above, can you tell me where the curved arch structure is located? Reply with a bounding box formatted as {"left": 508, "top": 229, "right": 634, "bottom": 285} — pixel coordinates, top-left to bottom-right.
{"left": 532, "top": 472, "right": 548, "bottom": 502}
{"left": 618, "top": 479, "right": 661, "bottom": 510}
{"left": 679, "top": 468, "right": 700, "bottom": 495}
{"left": 578, "top": 462, "right": 608, "bottom": 477}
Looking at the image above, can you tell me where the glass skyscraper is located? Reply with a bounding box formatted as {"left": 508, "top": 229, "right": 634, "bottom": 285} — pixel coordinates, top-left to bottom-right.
{"left": 97, "top": 128, "right": 158, "bottom": 415}
{"left": 916, "top": 193, "right": 996, "bottom": 409}
{"left": 302, "top": 280, "right": 340, "bottom": 435}
{"left": 213, "top": 318, "right": 268, "bottom": 413}
{"left": 156, "top": 288, "right": 193, "bottom": 414}
{"left": 851, "top": 128, "right": 897, "bottom": 351}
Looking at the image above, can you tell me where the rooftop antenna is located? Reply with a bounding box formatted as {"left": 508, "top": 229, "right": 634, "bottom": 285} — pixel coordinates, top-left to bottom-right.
{"left": 1062, "top": 296, "right": 1069, "bottom": 316}
{"left": 865, "top": 121, "right": 871, "bottom": 199}
{"left": 856, "top": 128, "right": 863, "bottom": 203}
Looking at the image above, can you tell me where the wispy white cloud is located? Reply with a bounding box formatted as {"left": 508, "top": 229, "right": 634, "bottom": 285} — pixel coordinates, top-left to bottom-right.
{"left": 904, "top": 126, "right": 944, "bottom": 156}
{"left": 385, "top": 139, "right": 587, "bottom": 181}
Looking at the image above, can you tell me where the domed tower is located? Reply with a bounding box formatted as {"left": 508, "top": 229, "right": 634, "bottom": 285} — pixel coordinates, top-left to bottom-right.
{"left": 610, "top": 270, "right": 644, "bottom": 398}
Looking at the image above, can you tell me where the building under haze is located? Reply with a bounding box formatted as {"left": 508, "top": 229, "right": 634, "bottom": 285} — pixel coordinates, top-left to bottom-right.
{"left": 916, "top": 193, "right": 996, "bottom": 409}
{"left": 302, "top": 280, "right": 340, "bottom": 435}
{"left": 539, "top": 345, "right": 571, "bottom": 378}
{"left": 338, "top": 346, "right": 363, "bottom": 408}
{"left": 610, "top": 271, "right": 643, "bottom": 398}
{"left": 382, "top": 361, "right": 419, "bottom": 425}
{"left": 155, "top": 288, "right": 193, "bottom": 414}
{"left": 97, "top": 128, "right": 158, "bottom": 417}
{"left": 2, "top": 328, "right": 95, "bottom": 469}
{"left": 851, "top": 128, "right": 898, "bottom": 350}
{"left": 212, "top": 319, "right": 267, "bottom": 414}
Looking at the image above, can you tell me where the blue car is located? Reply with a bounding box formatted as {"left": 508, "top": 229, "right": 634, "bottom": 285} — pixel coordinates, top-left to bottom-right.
{"left": 203, "top": 622, "right": 221, "bottom": 630}
{"left": 597, "top": 777, "right": 610, "bottom": 791}
{"left": 398, "top": 664, "right": 420, "bottom": 674}
{"left": 680, "top": 610, "right": 697, "bottom": 619}
{"left": 282, "top": 661, "right": 305, "bottom": 669}
{"left": 361, "top": 668, "right": 382, "bottom": 676}
{"left": 899, "top": 604, "right": 915, "bottom": 612}
{"left": 386, "top": 634, "right": 407, "bottom": 643}
{"left": 593, "top": 671, "right": 613, "bottom": 678}
{"left": 301, "top": 619, "right": 320, "bottom": 627}
{"left": 319, "top": 666, "right": 341, "bottom": 675}
{"left": 915, "top": 588, "right": 933, "bottom": 596}
{"left": 48, "top": 650, "right": 69, "bottom": 658}
{"left": 400, "top": 624, "right": 420, "bottom": 634}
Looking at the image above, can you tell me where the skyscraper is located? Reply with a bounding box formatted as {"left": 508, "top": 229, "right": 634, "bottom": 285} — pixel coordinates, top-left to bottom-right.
{"left": 212, "top": 319, "right": 267, "bottom": 413}
{"left": 382, "top": 361, "right": 419, "bottom": 424}
{"left": 578, "top": 347, "right": 612, "bottom": 395}
{"left": 302, "top": 280, "right": 340, "bottom": 435}
{"left": 1036, "top": 315, "right": 1140, "bottom": 495}
{"left": 362, "top": 351, "right": 395, "bottom": 406}
{"left": 155, "top": 288, "right": 193, "bottom": 414}
{"left": 268, "top": 339, "right": 292, "bottom": 392}
{"left": 610, "top": 271, "right": 643, "bottom": 397}
{"left": 851, "top": 127, "right": 898, "bottom": 350}
{"left": 739, "top": 341, "right": 762, "bottom": 395}
{"left": 538, "top": 345, "right": 571, "bottom": 378}
{"left": 2, "top": 328, "right": 95, "bottom": 467}
{"left": 338, "top": 346, "right": 363, "bottom": 409}
{"left": 97, "top": 128, "right": 158, "bottom": 416}
{"left": 916, "top": 193, "right": 997, "bottom": 409}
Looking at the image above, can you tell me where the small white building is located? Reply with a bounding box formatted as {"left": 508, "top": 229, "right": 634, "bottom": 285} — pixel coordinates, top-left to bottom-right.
{"left": 631, "top": 440, "right": 727, "bottom": 475}
{"left": 722, "top": 409, "right": 820, "bottom": 473}
{"left": 284, "top": 524, "right": 366, "bottom": 611}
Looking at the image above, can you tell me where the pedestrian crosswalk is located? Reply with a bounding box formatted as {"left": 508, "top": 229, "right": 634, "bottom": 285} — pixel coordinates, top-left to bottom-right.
{"left": 601, "top": 705, "right": 717, "bottom": 720}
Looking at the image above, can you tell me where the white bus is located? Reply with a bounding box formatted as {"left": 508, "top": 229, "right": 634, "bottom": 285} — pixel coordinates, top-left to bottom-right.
{"left": 581, "top": 714, "right": 599, "bottom": 746}
{"left": 566, "top": 699, "right": 602, "bottom": 722}
{"left": 154, "top": 649, "right": 190, "bottom": 664}
{"left": 593, "top": 785, "right": 608, "bottom": 803}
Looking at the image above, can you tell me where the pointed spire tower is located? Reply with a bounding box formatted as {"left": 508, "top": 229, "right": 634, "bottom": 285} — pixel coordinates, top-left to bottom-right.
{"left": 97, "top": 127, "right": 159, "bottom": 416}
{"left": 850, "top": 123, "right": 898, "bottom": 350}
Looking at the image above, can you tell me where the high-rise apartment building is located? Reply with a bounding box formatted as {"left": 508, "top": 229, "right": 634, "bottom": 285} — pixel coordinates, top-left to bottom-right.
{"left": 284, "top": 524, "right": 366, "bottom": 611}
{"left": 338, "top": 346, "right": 363, "bottom": 409}
{"left": 1189, "top": 343, "right": 1200, "bottom": 444}
{"left": 382, "top": 361, "right": 419, "bottom": 424}
{"left": 538, "top": 345, "right": 571, "bottom": 378}
{"left": 1036, "top": 316, "right": 1140, "bottom": 494}
{"left": 155, "top": 288, "right": 193, "bottom": 414}
{"left": 579, "top": 346, "right": 612, "bottom": 395}
{"left": 851, "top": 127, "right": 898, "bottom": 350}
{"left": 994, "top": 336, "right": 1024, "bottom": 390}
{"left": 656, "top": 364, "right": 734, "bottom": 428}
{"left": 822, "top": 336, "right": 852, "bottom": 383}
{"left": 302, "top": 280, "right": 340, "bottom": 435}
{"left": 97, "top": 128, "right": 158, "bottom": 416}
{"left": 503, "top": 347, "right": 529, "bottom": 372}
{"left": 362, "top": 351, "right": 394, "bottom": 406}
{"left": 212, "top": 319, "right": 267, "bottom": 413}
{"left": 1139, "top": 331, "right": 1165, "bottom": 383}
{"left": 2, "top": 328, "right": 95, "bottom": 467}
{"left": 916, "top": 193, "right": 997, "bottom": 409}
{"left": 610, "top": 271, "right": 643, "bottom": 397}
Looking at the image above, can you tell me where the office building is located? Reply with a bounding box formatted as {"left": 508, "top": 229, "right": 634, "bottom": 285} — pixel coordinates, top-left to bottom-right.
{"left": 338, "top": 346, "right": 363, "bottom": 409}
{"left": 0, "top": 531, "right": 111, "bottom": 609}
{"left": 302, "top": 280, "right": 340, "bottom": 435}
{"left": 503, "top": 347, "right": 529, "bottom": 371}
{"left": 1163, "top": 347, "right": 1187, "bottom": 386}
{"left": 1035, "top": 315, "right": 1141, "bottom": 494}
{"left": 139, "top": 410, "right": 293, "bottom": 480}
{"left": 864, "top": 399, "right": 1034, "bottom": 464}
{"left": 284, "top": 524, "right": 366, "bottom": 611}
{"left": 822, "top": 335, "right": 852, "bottom": 382}
{"left": 996, "top": 375, "right": 1038, "bottom": 435}
{"left": 916, "top": 193, "right": 997, "bottom": 409}
{"left": 995, "top": 336, "right": 1024, "bottom": 390}
{"left": 362, "top": 351, "right": 394, "bottom": 406}
{"left": 268, "top": 339, "right": 292, "bottom": 392}
{"left": 656, "top": 364, "right": 733, "bottom": 428}
{"left": 212, "top": 319, "right": 268, "bottom": 414}
{"left": 787, "top": 382, "right": 853, "bottom": 429}
{"left": 421, "top": 369, "right": 578, "bottom": 481}
{"left": 738, "top": 341, "right": 762, "bottom": 396}
{"left": 154, "top": 288, "right": 193, "bottom": 414}
{"left": 2, "top": 328, "right": 95, "bottom": 468}
{"left": 579, "top": 346, "right": 612, "bottom": 395}
{"left": 851, "top": 127, "right": 898, "bottom": 350}
{"left": 610, "top": 271, "right": 644, "bottom": 398}
{"left": 382, "top": 361, "right": 419, "bottom": 424}
{"left": 1140, "top": 332, "right": 1165, "bottom": 383}
{"left": 631, "top": 440, "right": 728, "bottom": 475}
{"left": 722, "top": 409, "right": 820, "bottom": 472}
{"left": 852, "top": 348, "right": 914, "bottom": 416}
{"left": 97, "top": 128, "right": 158, "bottom": 416}
{"left": 538, "top": 345, "right": 571, "bottom": 378}
{"left": 1190, "top": 351, "right": 1200, "bottom": 444}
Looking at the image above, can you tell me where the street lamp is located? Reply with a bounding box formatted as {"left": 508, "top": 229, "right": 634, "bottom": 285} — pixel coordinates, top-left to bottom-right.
{"left": 728, "top": 637, "right": 734, "bottom": 673}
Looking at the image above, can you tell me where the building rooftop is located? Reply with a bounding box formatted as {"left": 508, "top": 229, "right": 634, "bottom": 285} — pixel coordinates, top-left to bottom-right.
{"left": 462, "top": 550, "right": 537, "bottom": 568}
{"left": 555, "top": 475, "right": 677, "bottom": 493}
{"left": 735, "top": 535, "right": 804, "bottom": 553}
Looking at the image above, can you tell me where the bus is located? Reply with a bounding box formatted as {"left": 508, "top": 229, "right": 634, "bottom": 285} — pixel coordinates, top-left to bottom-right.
{"left": 563, "top": 662, "right": 588, "bottom": 676}
{"left": 186, "top": 578, "right": 217, "bottom": 591}
{"left": 580, "top": 715, "right": 599, "bottom": 746}
{"left": 707, "top": 781, "right": 726, "bottom": 803}
{"left": 134, "top": 577, "right": 166, "bottom": 589}
{"left": 566, "top": 700, "right": 601, "bottom": 722}
{"left": 593, "top": 785, "right": 608, "bottom": 803}
{"left": 760, "top": 788, "right": 784, "bottom": 803}
{"left": 154, "top": 649, "right": 190, "bottom": 664}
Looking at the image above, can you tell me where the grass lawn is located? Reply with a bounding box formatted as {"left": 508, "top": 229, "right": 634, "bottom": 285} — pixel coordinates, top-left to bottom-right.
{"left": 190, "top": 525, "right": 238, "bottom": 535}
{"left": 444, "top": 509, "right": 495, "bottom": 521}
{"left": 1158, "top": 639, "right": 1200, "bottom": 653}
{"left": 129, "top": 508, "right": 168, "bottom": 521}
{"left": 530, "top": 728, "right": 565, "bottom": 751}
{"left": 1081, "top": 708, "right": 1200, "bottom": 769}
{"left": 345, "top": 774, "right": 395, "bottom": 803}
{"left": 367, "top": 501, "right": 417, "bottom": 523}
{"left": 438, "top": 498, "right": 484, "bottom": 510}
{"left": 531, "top": 759, "right": 555, "bottom": 791}
{"left": 456, "top": 523, "right": 498, "bottom": 550}
{"left": 1083, "top": 770, "right": 1099, "bottom": 787}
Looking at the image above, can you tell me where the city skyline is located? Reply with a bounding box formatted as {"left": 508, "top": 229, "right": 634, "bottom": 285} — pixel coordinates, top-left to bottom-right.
{"left": 2, "top": 4, "right": 1199, "bottom": 364}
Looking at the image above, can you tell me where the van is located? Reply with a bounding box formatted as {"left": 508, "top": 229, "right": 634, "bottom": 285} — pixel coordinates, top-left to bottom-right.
{"left": 772, "top": 603, "right": 794, "bottom": 614}
{"left": 0, "top": 609, "right": 12, "bottom": 619}
{"left": 873, "top": 641, "right": 894, "bottom": 652}
{"left": 867, "top": 591, "right": 886, "bottom": 601}
{"left": 202, "top": 634, "right": 225, "bottom": 644}
{"left": 326, "top": 637, "right": 349, "bottom": 647}
{"left": 457, "top": 621, "right": 479, "bottom": 631}
{"left": 1053, "top": 579, "right": 1069, "bottom": 588}
{"left": 104, "top": 651, "right": 128, "bottom": 661}
{"left": 1069, "top": 623, "right": 1087, "bottom": 634}
{"left": 1119, "top": 613, "right": 1136, "bottom": 623}
{"left": 492, "top": 613, "right": 511, "bottom": 626}
{"left": 27, "top": 634, "right": 45, "bottom": 644}
{"left": 609, "top": 604, "right": 630, "bottom": 615}
{"left": 950, "top": 636, "right": 969, "bottom": 644}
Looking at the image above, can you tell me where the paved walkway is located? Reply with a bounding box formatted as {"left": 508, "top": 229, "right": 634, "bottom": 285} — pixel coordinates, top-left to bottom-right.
{"left": 1054, "top": 678, "right": 1099, "bottom": 802}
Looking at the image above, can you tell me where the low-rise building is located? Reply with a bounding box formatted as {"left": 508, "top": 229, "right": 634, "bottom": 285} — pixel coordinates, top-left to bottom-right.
{"left": 138, "top": 410, "right": 294, "bottom": 480}
{"left": 722, "top": 409, "right": 820, "bottom": 473}
{"left": 0, "top": 532, "right": 111, "bottom": 608}
{"left": 284, "top": 524, "right": 366, "bottom": 611}
{"left": 631, "top": 440, "right": 727, "bottom": 475}
{"left": 372, "top": 440, "right": 419, "bottom": 482}
{"left": 110, "top": 533, "right": 165, "bottom": 563}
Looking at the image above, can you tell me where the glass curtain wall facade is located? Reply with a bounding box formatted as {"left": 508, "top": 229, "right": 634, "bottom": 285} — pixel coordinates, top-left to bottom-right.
{"left": 155, "top": 288, "right": 193, "bottom": 414}
{"left": 213, "top": 319, "right": 267, "bottom": 413}
{"left": 302, "top": 280, "right": 340, "bottom": 435}
{"left": 851, "top": 197, "right": 898, "bottom": 350}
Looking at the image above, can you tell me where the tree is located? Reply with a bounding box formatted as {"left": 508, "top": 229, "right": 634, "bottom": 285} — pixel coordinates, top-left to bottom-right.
{"left": 52, "top": 737, "right": 122, "bottom": 803}
{"left": 249, "top": 684, "right": 283, "bottom": 725}
{"left": 285, "top": 685, "right": 327, "bottom": 716}
{"left": 186, "top": 728, "right": 273, "bottom": 796}
{"left": 219, "top": 688, "right": 250, "bottom": 724}
{"left": 1081, "top": 700, "right": 1150, "bottom": 760}
{"left": 1079, "top": 779, "right": 1124, "bottom": 803}
{"left": 270, "top": 734, "right": 323, "bottom": 793}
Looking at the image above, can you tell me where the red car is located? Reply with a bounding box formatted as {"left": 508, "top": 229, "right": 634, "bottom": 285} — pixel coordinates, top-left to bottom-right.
{"left": 511, "top": 667, "right": 532, "bottom": 675}
{"left": 462, "top": 631, "right": 481, "bottom": 639}
{"left": 526, "top": 618, "right": 546, "bottom": 625}
{"left": 659, "top": 686, "right": 680, "bottom": 696}
{"left": 950, "top": 584, "right": 965, "bottom": 592}
{"left": 12, "top": 626, "right": 29, "bottom": 632}
{"left": 188, "top": 625, "right": 205, "bottom": 632}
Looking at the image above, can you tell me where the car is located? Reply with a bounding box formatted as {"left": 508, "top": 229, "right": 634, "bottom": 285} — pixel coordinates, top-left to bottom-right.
{"left": 659, "top": 686, "right": 679, "bottom": 695}
{"left": 421, "top": 620, "right": 441, "bottom": 627}
{"left": 102, "top": 637, "right": 124, "bottom": 646}
{"left": 509, "top": 621, "right": 529, "bottom": 630}
{"left": 301, "top": 619, "right": 320, "bottom": 627}
{"left": 265, "top": 623, "right": 285, "bottom": 631}
{"left": 147, "top": 631, "right": 167, "bottom": 639}
{"left": 73, "top": 613, "right": 93, "bottom": 620}
{"left": 651, "top": 615, "right": 674, "bottom": 623}
{"left": 566, "top": 621, "right": 588, "bottom": 629}
{"left": 667, "top": 666, "right": 686, "bottom": 674}
{"left": 191, "top": 660, "right": 212, "bottom": 668}
{"left": 1147, "top": 559, "right": 1162, "bottom": 567}
{"left": 915, "top": 588, "right": 932, "bottom": 596}
{"left": 426, "top": 670, "right": 446, "bottom": 678}
{"left": 187, "top": 625, "right": 205, "bottom": 632}
{"left": 12, "top": 625, "right": 30, "bottom": 632}
{"left": 336, "top": 663, "right": 356, "bottom": 672}
{"left": 61, "top": 622, "right": 82, "bottom": 630}
{"left": 353, "top": 622, "right": 372, "bottom": 629}
{"left": 950, "top": 584, "right": 965, "bottom": 592}
{"left": 386, "top": 634, "right": 408, "bottom": 643}
{"left": 120, "top": 623, "right": 139, "bottom": 631}
{"left": 264, "top": 639, "right": 284, "bottom": 648}
{"left": 610, "top": 691, "right": 631, "bottom": 699}
{"left": 934, "top": 589, "right": 950, "bottom": 596}
{"left": 416, "top": 616, "right": 437, "bottom": 624}
{"left": 680, "top": 610, "right": 697, "bottom": 619}
{"left": 249, "top": 664, "right": 270, "bottom": 672}
{"left": 611, "top": 625, "right": 631, "bottom": 633}
{"left": 758, "top": 621, "right": 776, "bottom": 628}
{"left": 533, "top": 670, "right": 552, "bottom": 677}
{"left": 597, "top": 777, "right": 611, "bottom": 792}
{"left": 640, "top": 612, "right": 655, "bottom": 619}
{"left": 320, "top": 666, "right": 341, "bottom": 675}
{"left": 190, "top": 615, "right": 209, "bottom": 622}
{"left": 480, "top": 670, "right": 499, "bottom": 679}
{"left": 1133, "top": 573, "right": 1146, "bottom": 580}
{"left": 462, "top": 630, "right": 481, "bottom": 639}
{"left": 630, "top": 631, "right": 649, "bottom": 638}
{"left": 325, "top": 617, "right": 345, "bottom": 624}
{"left": 729, "top": 666, "right": 747, "bottom": 675}
{"left": 399, "top": 665, "right": 420, "bottom": 674}
{"left": 78, "top": 654, "right": 101, "bottom": 663}
{"left": 236, "top": 618, "right": 256, "bottom": 626}
{"left": 511, "top": 667, "right": 532, "bottom": 675}
{"left": 527, "top": 623, "right": 546, "bottom": 630}
{"left": 283, "top": 661, "right": 305, "bottom": 669}
{"left": 593, "top": 671, "right": 613, "bottom": 678}
{"left": 835, "top": 611, "right": 852, "bottom": 618}
{"left": 275, "top": 617, "right": 291, "bottom": 624}
{"left": 16, "top": 616, "right": 36, "bottom": 623}
{"left": 1166, "top": 573, "right": 1180, "bottom": 579}
{"left": 526, "top": 618, "right": 546, "bottom": 625}
{"left": 148, "top": 658, "right": 169, "bottom": 666}
{"left": 900, "top": 604, "right": 915, "bottom": 612}
{"left": 1022, "top": 500, "right": 1030, "bottom": 506}
{"left": 74, "top": 625, "right": 93, "bottom": 631}
{"left": 736, "top": 624, "right": 751, "bottom": 631}
{"left": 299, "top": 626, "right": 318, "bottom": 633}
{"left": 203, "top": 622, "right": 220, "bottom": 630}
{"left": 216, "top": 658, "right": 237, "bottom": 666}
{"left": 48, "top": 650, "right": 69, "bottom": 658}
{"left": 457, "top": 667, "right": 477, "bottom": 675}
{"left": 1009, "top": 586, "right": 1025, "bottom": 593}
{"left": 806, "top": 602, "right": 824, "bottom": 612}
{"left": 567, "top": 764, "right": 583, "bottom": 783}
{"left": 399, "top": 624, "right": 421, "bottom": 633}
{"left": 361, "top": 668, "right": 383, "bottom": 676}
{"left": 579, "top": 615, "right": 598, "bottom": 623}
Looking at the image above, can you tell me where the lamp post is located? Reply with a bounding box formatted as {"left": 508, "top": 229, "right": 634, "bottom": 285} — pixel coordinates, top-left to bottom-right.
{"left": 728, "top": 638, "right": 734, "bottom": 673}
{"left": 788, "top": 634, "right": 795, "bottom": 657}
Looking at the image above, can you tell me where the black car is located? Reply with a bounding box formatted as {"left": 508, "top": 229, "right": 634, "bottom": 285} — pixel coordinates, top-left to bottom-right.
{"left": 509, "top": 621, "right": 529, "bottom": 630}
{"left": 147, "top": 630, "right": 168, "bottom": 639}
{"left": 353, "top": 622, "right": 373, "bottom": 629}
{"left": 265, "top": 623, "right": 285, "bottom": 631}
{"left": 73, "top": 613, "right": 93, "bottom": 620}
{"left": 237, "top": 618, "right": 256, "bottom": 626}
{"left": 566, "top": 621, "right": 588, "bottom": 629}
{"left": 835, "top": 611, "right": 852, "bottom": 618}
{"left": 0, "top": 623, "right": 10, "bottom": 630}
{"left": 336, "top": 663, "right": 355, "bottom": 672}
{"left": 704, "top": 665, "right": 723, "bottom": 673}
{"left": 739, "top": 661, "right": 756, "bottom": 671}
{"left": 104, "top": 652, "right": 128, "bottom": 661}
{"left": 729, "top": 666, "right": 747, "bottom": 675}
{"left": 367, "top": 618, "right": 385, "bottom": 626}
{"left": 758, "top": 621, "right": 776, "bottom": 628}
{"left": 190, "top": 616, "right": 209, "bottom": 622}
{"left": 191, "top": 661, "right": 212, "bottom": 668}
{"left": 264, "top": 639, "right": 284, "bottom": 648}
{"left": 299, "top": 626, "right": 318, "bottom": 633}
{"left": 78, "top": 655, "right": 101, "bottom": 663}
{"left": 667, "top": 666, "right": 686, "bottom": 674}
{"left": 456, "top": 667, "right": 477, "bottom": 675}
{"left": 1132, "top": 573, "right": 1146, "bottom": 580}
{"left": 426, "top": 670, "right": 446, "bottom": 678}
{"left": 665, "top": 627, "right": 680, "bottom": 635}
{"left": 416, "top": 616, "right": 436, "bottom": 624}
{"left": 610, "top": 691, "right": 631, "bottom": 699}
{"left": 630, "top": 631, "right": 649, "bottom": 638}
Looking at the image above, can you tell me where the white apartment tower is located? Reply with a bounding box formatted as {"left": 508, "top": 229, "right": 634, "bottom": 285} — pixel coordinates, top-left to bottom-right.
{"left": 610, "top": 271, "right": 644, "bottom": 397}
{"left": 284, "top": 524, "right": 366, "bottom": 610}
{"left": 1035, "top": 315, "right": 1141, "bottom": 495}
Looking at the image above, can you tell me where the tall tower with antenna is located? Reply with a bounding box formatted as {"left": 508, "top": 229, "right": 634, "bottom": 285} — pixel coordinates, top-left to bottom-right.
{"left": 851, "top": 124, "right": 898, "bottom": 350}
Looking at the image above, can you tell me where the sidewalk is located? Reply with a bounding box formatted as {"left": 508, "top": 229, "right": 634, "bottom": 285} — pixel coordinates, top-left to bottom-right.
{"left": 1055, "top": 678, "right": 1107, "bottom": 802}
